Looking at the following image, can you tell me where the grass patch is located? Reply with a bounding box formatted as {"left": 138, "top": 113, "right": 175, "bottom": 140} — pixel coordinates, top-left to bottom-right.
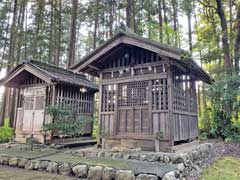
{"left": 38, "top": 153, "right": 127, "bottom": 168}
{"left": 0, "top": 166, "right": 75, "bottom": 180}
{"left": 0, "top": 149, "right": 56, "bottom": 159}
{"left": 201, "top": 156, "right": 240, "bottom": 180}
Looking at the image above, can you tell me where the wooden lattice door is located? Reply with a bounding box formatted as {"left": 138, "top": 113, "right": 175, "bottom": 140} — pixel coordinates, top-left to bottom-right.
{"left": 118, "top": 81, "right": 150, "bottom": 134}
{"left": 22, "top": 87, "right": 45, "bottom": 132}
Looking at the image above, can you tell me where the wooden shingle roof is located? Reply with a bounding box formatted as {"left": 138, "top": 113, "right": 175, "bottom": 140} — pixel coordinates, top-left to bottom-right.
{"left": 71, "top": 28, "right": 212, "bottom": 84}
{"left": 0, "top": 60, "right": 98, "bottom": 90}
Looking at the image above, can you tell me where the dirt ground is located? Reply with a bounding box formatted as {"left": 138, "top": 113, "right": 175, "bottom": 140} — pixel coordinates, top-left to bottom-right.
{"left": 199, "top": 139, "right": 240, "bottom": 180}
{"left": 214, "top": 141, "right": 240, "bottom": 158}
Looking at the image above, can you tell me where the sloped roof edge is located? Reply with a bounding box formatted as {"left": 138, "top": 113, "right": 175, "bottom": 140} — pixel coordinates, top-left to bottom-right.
{"left": 71, "top": 30, "right": 212, "bottom": 84}
{"left": 0, "top": 60, "right": 98, "bottom": 90}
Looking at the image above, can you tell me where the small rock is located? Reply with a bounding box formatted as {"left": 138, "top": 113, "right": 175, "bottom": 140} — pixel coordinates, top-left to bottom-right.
{"left": 163, "top": 156, "right": 171, "bottom": 163}
{"left": 146, "top": 154, "right": 159, "bottom": 162}
{"left": 139, "top": 154, "right": 147, "bottom": 161}
{"left": 123, "top": 154, "right": 131, "bottom": 160}
{"left": 47, "top": 161, "right": 59, "bottom": 173}
{"left": 162, "top": 171, "right": 180, "bottom": 180}
{"left": 136, "top": 174, "right": 158, "bottom": 180}
{"left": 177, "top": 163, "right": 185, "bottom": 172}
{"left": 88, "top": 166, "right": 103, "bottom": 180}
{"left": 0, "top": 156, "right": 9, "bottom": 165}
{"left": 105, "top": 152, "right": 113, "bottom": 158}
{"left": 8, "top": 157, "right": 19, "bottom": 166}
{"left": 77, "top": 151, "right": 85, "bottom": 157}
{"left": 130, "top": 154, "right": 140, "bottom": 160}
{"left": 35, "top": 160, "right": 48, "bottom": 170}
{"left": 72, "top": 164, "right": 88, "bottom": 178}
{"left": 59, "top": 162, "right": 72, "bottom": 176}
{"left": 25, "top": 161, "right": 36, "bottom": 170}
{"left": 112, "top": 153, "right": 123, "bottom": 159}
{"left": 18, "top": 158, "right": 27, "bottom": 168}
{"left": 97, "top": 151, "right": 105, "bottom": 157}
{"left": 116, "top": 170, "right": 135, "bottom": 180}
{"left": 102, "top": 167, "right": 116, "bottom": 180}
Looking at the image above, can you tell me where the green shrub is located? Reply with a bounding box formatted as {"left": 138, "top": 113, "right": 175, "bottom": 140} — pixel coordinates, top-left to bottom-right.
{"left": 92, "top": 117, "right": 98, "bottom": 139}
{"left": 201, "top": 72, "right": 240, "bottom": 142}
{"left": 43, "top": 105, "right": 92, "bottom": 138}
{"left": 0, "top": 118, "right": 13, "bottom": 143}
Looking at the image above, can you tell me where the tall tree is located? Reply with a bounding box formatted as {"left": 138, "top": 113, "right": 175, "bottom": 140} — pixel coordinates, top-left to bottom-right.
{"left": 126, "top": 0, "right": 134, "bottom": 31}
{"left": 93, "top": 0, "right": 99, "bottom": 49}
{"left": 234, "top": 4, "right": 240, "bottom": 72}
{"left": 67, "top": 0, "right": 78, "bottom": 68}
{"left": 215, "top": 0, "right": 232, "bottom": 71}
{"left": 158, "top": 0, "right": 163, "bottom": 43}
{"left": 1, "top": 0, "right": 19, "bottom": 126}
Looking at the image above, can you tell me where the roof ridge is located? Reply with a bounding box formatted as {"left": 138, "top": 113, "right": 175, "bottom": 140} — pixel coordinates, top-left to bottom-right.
{"left": 29, "top": 60, "right": 86, "bottom": 79}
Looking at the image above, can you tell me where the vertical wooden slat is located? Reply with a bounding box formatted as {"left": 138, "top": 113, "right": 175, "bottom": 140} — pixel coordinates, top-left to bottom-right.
{"left": 148, "top": 80, "right": 153, "bottom": 134}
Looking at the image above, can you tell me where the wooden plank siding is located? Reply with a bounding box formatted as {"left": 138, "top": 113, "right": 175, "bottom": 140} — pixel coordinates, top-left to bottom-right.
{"left": 97, "top": 45, "right": 200, "bottom": 151}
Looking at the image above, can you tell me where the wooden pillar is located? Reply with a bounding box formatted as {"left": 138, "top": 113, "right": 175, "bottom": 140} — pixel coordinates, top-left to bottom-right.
{"left": 148, "top": 80, "right": 153, "bottom": 134}
{"left": 50, "top": 84, "right": 56, "bottom": 143}
{"left": 98, "top": 73, "right": 103, "bottom": 145}
{"left": 13, "top": 88, "right": 20, "bottom": 139}
{"left": 167, "top": 64, "right": 174, "bottom": 149}
{"left": 113, "top": 83, "right": 119, "bottom": 135}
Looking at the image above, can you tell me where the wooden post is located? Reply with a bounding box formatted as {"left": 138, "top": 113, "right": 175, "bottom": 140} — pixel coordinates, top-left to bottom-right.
{"left": 98, "top": 73, "right": 103, "bottom": 146}
{"left": 13, "top": 88, "right": 20, "bottom": 140}
{"left": 50, "top": 84, "right": 56, "bottom": 143}
{"left": 113, "top": 83, "right": 119, "bottom": 135}
{"left": 167, "top": 64, "right": 174, "bottom": 149}
{"left": 148, "top": 80, "right": 153, "bottom": 134}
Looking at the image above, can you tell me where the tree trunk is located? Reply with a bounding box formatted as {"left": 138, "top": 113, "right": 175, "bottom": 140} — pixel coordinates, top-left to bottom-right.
{"left": 1, "top": 0, "right": 19, "bottom": 126}
{"left": 158, "top": 0, "right": 163, "bottom": 43}
{"left": 93, "top": 0, "right": 99, "bottom": 49}
{"left": 54, "top": 0, "right": 61, "bottom": 66}
{"left": 109, "top": 0, "right": 114, "bottom": 37}
{"left": 216, "top": 0, "right": 232, "bottom": 72}
{"left": 162, "top": 0, "right": 170, "bottom": 44}
{"left": 67, "top": 0, "right": 78, "bottom": 68}
{"left": 126, "top": 0, "right": 133, "bottom": 30}
{"left": 172, "top": 0, "right": 178, "bottom": 47}
{"left": 234, "top": 4, "right": 240, "bottom": 72}
{"left": 187, "top": 12, "right": 192, "bottom": 54}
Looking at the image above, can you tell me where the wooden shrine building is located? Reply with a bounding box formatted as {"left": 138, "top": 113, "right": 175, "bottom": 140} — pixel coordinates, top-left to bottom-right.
{"left": 72, "top": 29, "right": 212, "bottom": 151}
{"left": 0, "top": 60, "right": 98, "bottom": 143}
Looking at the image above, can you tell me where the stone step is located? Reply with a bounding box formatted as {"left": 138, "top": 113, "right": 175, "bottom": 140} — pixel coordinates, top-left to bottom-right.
{"left": 54, "top": 139, "right": 97, "bottom": 149}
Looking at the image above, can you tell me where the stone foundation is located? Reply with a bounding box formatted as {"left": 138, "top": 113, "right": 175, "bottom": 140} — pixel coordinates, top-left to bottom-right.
{"left": 0, "top": 143, "right": 215, "bottom": 179}
{"left": 72, "top": 143, "right": 215, "bottom": 178}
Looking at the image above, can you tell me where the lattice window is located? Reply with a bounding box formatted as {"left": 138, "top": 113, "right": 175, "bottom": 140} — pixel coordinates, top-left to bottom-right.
{"left": 101, "top": 84, "right": 116, "bottom": 112}
{"left": 35, "top": 96, "right": 45, "bottom": 110}
{"left": 152, "top": 79, "right": 168, "bottom": 110}
{"left": 172, "top": 71, "right": 197, "bottom": 113}
{"left": 24, "top": 96, "right": 34, "bottom": 110}
{"left": 56, "top": 85, "right": 93, "bottom": 114}
{"left": 118, "top": 81, "right": 149, "bottom": 107}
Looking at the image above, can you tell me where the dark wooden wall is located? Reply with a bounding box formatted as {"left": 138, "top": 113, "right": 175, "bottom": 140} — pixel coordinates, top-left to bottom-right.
{"left": 172, "top": 66, "right": 198, "bottom": 141}
{"left": 55, "top": 84, "right": 95, "bottom": 134}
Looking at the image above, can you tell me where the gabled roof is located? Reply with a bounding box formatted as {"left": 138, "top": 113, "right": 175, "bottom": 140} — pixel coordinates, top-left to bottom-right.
{"left": 0, "top": 60, "right": 98, "bottom": 90}
{"left": 71, "top": 29, "right": 212, "bottom": 84}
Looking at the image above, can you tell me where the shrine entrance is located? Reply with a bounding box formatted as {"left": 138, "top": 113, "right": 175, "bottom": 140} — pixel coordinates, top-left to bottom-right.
{"left": 118, "top": 81, "right": 150, "bottom": 135}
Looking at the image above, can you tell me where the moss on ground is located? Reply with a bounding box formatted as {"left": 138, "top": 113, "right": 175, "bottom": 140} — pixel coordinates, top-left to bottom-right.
{"left": 0, "top": 166, "right": 76, "bottom": 180}
{"left": 201, "top": 156, "right": 240, "bottom": 180}
{"left": 38, "top": 153, "right": 127, "bottom": 168}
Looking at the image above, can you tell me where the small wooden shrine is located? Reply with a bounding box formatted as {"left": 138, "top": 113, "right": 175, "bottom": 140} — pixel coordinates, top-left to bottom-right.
{"left": 0, "top": 60, "right": 98, "bottom": 143}
{"left": 72, "top": 29, "right": 212, "bottom": 151}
